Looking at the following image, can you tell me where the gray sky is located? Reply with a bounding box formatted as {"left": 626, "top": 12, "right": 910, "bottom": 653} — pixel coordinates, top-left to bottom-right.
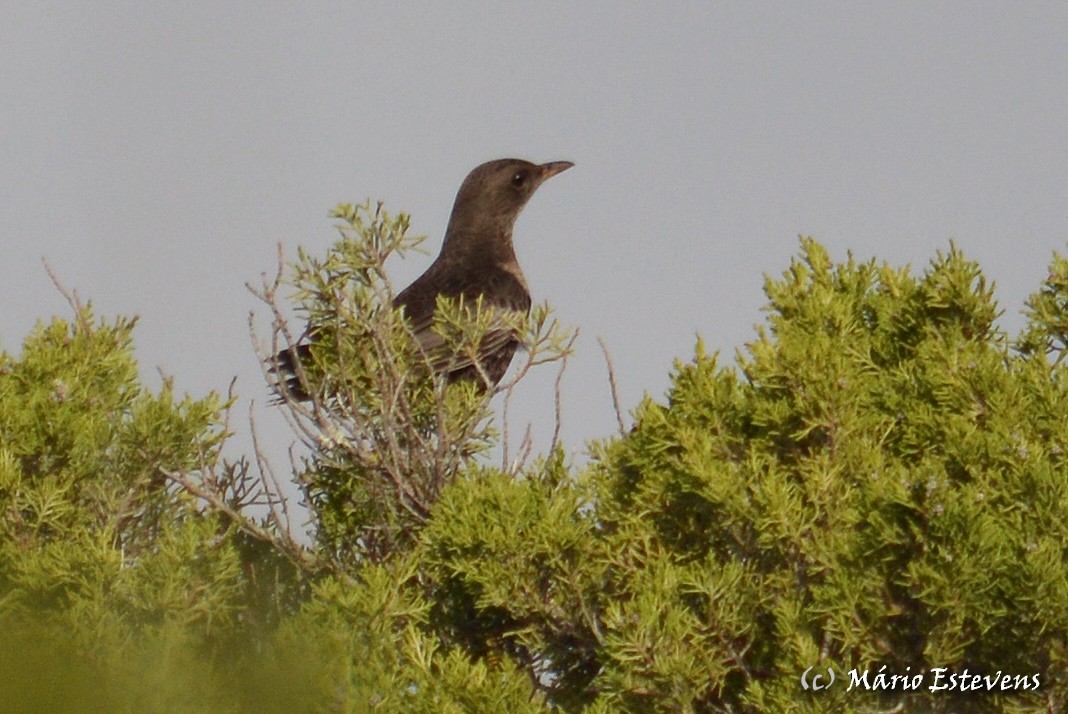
{"left": 4, "top": 3, "right": 1068, "bottom": 495}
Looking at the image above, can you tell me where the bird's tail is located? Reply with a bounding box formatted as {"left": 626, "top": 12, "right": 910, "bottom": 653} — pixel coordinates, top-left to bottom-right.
{"left": 267, "top": 343, "right": 313, "bottom": 403}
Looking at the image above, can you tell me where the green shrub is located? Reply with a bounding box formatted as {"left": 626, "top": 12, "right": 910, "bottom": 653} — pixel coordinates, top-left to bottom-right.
{"left": 5, "top": 220, "right": 1067, "bottom": 713}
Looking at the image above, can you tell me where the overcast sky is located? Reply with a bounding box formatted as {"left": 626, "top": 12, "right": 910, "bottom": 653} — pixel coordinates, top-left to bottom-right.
{"left": 4, "top": 3, "right": 1067, "bottom": 499}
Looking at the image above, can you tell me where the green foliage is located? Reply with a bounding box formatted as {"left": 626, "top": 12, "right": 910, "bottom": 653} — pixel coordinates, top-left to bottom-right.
{"left": 259, "top": 200, "right": 574, "bottom": 567}
{"left": 0, "top": 307, "right": 259, "bottom": 710}
{"left": 576, "top": 239, "right": 1066, "bottom": 711}
{"left": 8, "top": 216, "right": 1068, "bottom": 713}
{"left": 0, "top": 308, "right": 240, "bottom": 625}
{"left": 420, "top": 457, "right": 604, "bottom": 709}
{"left": 255, "top": 561, "right": 551, "bottom": 713}
{"left": 396, "top": 239, "right": 1068, "bottom": 712}
{"left": 265, "top": 202, "right": 484, "bottom": 564}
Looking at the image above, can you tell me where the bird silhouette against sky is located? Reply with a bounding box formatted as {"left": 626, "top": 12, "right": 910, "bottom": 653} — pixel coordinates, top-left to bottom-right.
{"left": 272, "top": 158, "right": 573, "bottom": 401}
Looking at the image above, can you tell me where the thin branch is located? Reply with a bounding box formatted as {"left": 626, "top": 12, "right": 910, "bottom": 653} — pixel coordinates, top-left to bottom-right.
{"left": 249, "top": 397, "right": 297, "bottom": 538}
{"left": 42, "top": 258, "right": 79, "bottom": 310}
{"left": 510, "top": 423, "right": 535, "bottom": 475}
{"left": 547, "top": 328, "right": 578, "bottom": 460}
{"left": 42, "top": 258, "right": 92, "bottom": 333}
{"left": 165, "top": 466, "right": 318, "bottom": 572}
{"left": 598, "top": 336, "right": 626, "bottom": 436}
{"left": 501, "top": 374, "right": 516, "bottom": 472}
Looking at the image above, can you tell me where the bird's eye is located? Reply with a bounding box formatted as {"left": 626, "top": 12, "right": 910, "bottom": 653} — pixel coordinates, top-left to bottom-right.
{"left": 511, "top": 171, "right": 527, "bottom": 188}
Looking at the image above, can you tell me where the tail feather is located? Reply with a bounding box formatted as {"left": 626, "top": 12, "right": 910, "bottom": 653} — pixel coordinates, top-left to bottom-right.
{"left": 267, "top": 343, "right": 313, "bottom": 402}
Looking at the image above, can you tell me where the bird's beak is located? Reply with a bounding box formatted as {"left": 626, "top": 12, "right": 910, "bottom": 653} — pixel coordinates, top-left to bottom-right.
{"left": 539, "top": 161, "right": 574, "bottom": 180}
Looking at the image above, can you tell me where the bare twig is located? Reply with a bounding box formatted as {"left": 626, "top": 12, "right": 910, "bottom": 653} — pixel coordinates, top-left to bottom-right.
{"left": 547, "top": 328, "right": 578, "bottom": 460}
{"left": 598, "top": 336, "right": 626, "bottom": 436}
{"left": 43, "top": 258, "right": 80, "bottom": 311}
{"left": 164, "top": 465, "right": 318, "bottom": 572}
{"left": 43, "top": 258, "right": 93, "bottom": 333}
{"left": 249, "top": 398, "right": 299, "bottom": 539}
{"left": 500, "top": 375, "right": 515, "bottom": 472}
{"left": 502, "top": 419, "right": 536, "bottom": 475}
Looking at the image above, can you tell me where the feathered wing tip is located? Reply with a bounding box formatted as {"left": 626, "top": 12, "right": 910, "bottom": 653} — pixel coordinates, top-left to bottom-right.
{"left": 267, "top": 315, "right": 521, "bottom": 404}
{"left": 410, "top": 317, "right": 525, "bottom": 389}
{"left": 267, "top": 343, "right": 313, "bottom": 403}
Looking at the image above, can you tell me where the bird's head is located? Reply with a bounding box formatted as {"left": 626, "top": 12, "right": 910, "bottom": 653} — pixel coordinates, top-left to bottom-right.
{"left": 444, "top": 158, "right": 573, "bottom": 245}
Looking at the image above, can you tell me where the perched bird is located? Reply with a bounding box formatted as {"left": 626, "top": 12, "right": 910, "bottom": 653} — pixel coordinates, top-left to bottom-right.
{"left": 272, "top": 158, "right": 573, "bottom": 401}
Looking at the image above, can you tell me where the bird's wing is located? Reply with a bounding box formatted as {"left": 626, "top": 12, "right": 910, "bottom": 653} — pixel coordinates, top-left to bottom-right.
{"left": 405, "top": 304, "right": 525, "bottom": 373}
{"left": 395, "top": 261, "right": 531, "bottom": 376}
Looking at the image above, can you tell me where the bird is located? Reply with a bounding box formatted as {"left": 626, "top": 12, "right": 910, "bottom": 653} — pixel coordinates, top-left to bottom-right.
{"left": 271, "top": 158, "right": 573, "bottom": 401}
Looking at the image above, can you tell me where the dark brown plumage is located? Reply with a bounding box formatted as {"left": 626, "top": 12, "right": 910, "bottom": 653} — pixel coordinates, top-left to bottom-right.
{"left": 272, "top": 158, "right": 573, "bottom": 401}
